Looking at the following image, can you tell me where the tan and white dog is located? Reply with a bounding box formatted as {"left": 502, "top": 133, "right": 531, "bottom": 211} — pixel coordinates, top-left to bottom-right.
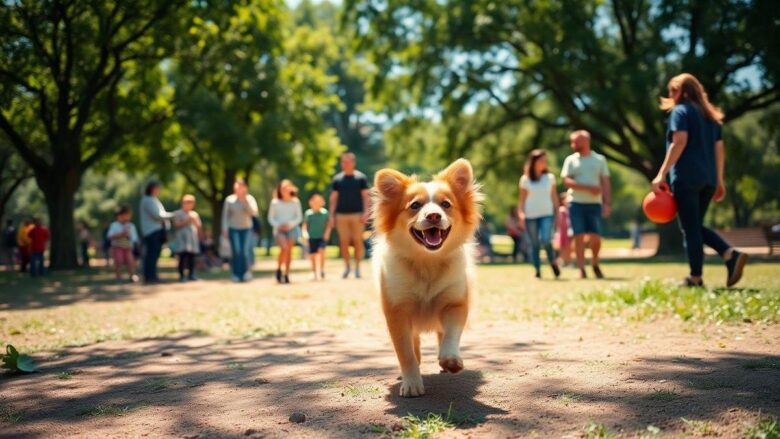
{"left": 371, "top": 159, "right": 482, "bottom": 397}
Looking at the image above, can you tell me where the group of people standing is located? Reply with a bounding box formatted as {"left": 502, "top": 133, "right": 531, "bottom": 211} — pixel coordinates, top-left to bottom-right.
{"left": 513, "top": 73, "right": 746, "bottom": 287}
{"left": 118, "top": 152, "right": 370, "bottom": 285}
{"left": 1, "top": 218, "right": 49, "bottom": 277}
{"left": 514, "top": 130, "right": 611, "bottom": 279}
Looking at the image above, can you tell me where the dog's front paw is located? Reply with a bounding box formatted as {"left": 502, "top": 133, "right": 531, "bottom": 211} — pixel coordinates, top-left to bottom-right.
{"left": 399, "top": 374, "right": 425, "bottom": 397}
{"left": 439, "top": 355, "right": 464, "bottom": 373}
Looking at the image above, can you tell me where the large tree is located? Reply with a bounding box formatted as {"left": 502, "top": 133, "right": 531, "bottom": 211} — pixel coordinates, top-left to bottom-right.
{"left": 137, "top": 1, "right": 343, "bottom": 239}
{"left": 0, "top": 138, "right": 32, "bottom": 223}
{"left": 0, "top": 0, "right": 185, "bottom": 268}
{"left": 344, "top": 0, "right": 780, "bottom": 253}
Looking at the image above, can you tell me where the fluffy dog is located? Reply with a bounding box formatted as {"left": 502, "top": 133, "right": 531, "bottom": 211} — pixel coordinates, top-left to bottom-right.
{"left": 371, "top": 158, "right": 482, "bottom": 397}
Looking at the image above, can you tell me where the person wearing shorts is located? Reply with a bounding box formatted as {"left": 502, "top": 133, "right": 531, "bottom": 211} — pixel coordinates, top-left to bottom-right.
{"left": 303, "top": 193, "right": 332, "bottom": 281}
{"left": 561, "top": 130, "right": 612, "bottom": 279}
{"left": 328, "top": 152, "right": 370, "bottom": 279}
{"left": 107, "top": 206, "right": 140, "bottom": 283}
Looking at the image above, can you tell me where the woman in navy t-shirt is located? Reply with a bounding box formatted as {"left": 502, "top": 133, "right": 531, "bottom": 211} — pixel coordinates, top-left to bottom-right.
{"left": 652, "top": 73, "right": 747, "bottom": 287}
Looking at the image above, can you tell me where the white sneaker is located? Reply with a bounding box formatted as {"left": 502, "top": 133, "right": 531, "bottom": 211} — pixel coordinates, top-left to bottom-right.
{"left": 231, "top": 275, "right": 240, "bottom": 283}
{"left": 243, "top": 271, "right": 253, "bottom": 281}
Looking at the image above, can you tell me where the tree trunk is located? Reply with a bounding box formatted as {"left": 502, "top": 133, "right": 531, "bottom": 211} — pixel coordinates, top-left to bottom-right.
{"left": 210, "top": 196, "right": 224, "bottom": 245}
{"left": 41, "top": 181, "right": 80, "bottom": 270}
{"left": 654, "top": 221, "right": 684, "bottom": 257}
{"left": 34, "top": 165, "right": 82, "bottom": 270}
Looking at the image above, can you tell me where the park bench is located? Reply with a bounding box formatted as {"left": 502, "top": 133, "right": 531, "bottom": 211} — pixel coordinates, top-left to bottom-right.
{"left": 709, "top": 226, "right": 776, "bottom": 256}
{"left": 763, "top": 225, "right": 780, "bottom": 255}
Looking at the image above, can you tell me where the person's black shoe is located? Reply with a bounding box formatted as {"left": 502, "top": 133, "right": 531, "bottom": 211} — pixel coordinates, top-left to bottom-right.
{"left": 283, "top": 274, "right": 290, "bottom": 284}
{"left": 551, "top": 263, "right": 561, "bottom": 278}
{"left": 579, "top": 268, "right": 587, "bottom": 279}
{"left": 593, "top": 265, "right": 604, "bottom": 279}
{"left": 534, "top": 270, "right": 541, "bottom": 279}
{"left": 726, "top": 250, "right": 748, "bottom": 287}
{"left": 275, "top": 269, "right": 282, "bottom": 283}
{"left": 682, "top": 277, "right": 704, "bottom": 288}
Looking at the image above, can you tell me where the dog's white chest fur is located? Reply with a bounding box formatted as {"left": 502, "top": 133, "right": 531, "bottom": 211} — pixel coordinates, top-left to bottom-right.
{"left": 373, "top": 239, "right": 473, "bottom": 305}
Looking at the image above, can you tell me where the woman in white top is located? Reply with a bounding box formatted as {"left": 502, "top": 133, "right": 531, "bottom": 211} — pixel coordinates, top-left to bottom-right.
{"left": 222, "top": 178, "right": 259, "bottom": 282}
{"left": 518, "top": 149, "right": 561, "bottom": 279}
{"left": 267, "top": 179, "right": 302, "bottom": 284}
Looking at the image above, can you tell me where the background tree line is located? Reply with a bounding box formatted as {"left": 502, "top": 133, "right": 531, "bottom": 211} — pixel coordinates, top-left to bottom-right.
{"left": 1, "top": 0, "right": 778, "bottom": 268}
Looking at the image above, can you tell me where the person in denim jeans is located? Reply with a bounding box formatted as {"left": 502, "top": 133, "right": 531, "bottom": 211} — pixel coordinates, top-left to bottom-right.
{"left": 652, "top": 73, "right": 747, "bottom": 288}
{"left": 222, "top": 178, "right": 259, "bottom": 282}
{"left": 27, "top": 217, "right": 49, "bottom": 277}
{"left": 561, "top": 130, "right": 612, "bottom": 279}
{"left": 518, "top": 149, "right": 561, "bottom": 279}
{"left": 140, "top": 181, "right": 173, "bottom": 284}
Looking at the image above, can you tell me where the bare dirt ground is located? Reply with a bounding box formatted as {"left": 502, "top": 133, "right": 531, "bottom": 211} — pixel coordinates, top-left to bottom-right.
{"left": 1, "top": 262, "right": 779, "bottom": 438}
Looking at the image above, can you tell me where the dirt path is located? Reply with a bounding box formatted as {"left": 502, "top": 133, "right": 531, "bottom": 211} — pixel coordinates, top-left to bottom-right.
{"left": 2, "top": 317, "right": 778, "bottom": 438}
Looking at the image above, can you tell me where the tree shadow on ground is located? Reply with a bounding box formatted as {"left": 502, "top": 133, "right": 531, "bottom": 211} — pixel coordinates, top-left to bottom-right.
{"left": 0, "top": 266, "right": 277, "bottom": 311}
{"left": 0, "top": 330, "right": 778, "bottom": 438}
{"left": 513, "top": 352, "right": 780, "bottom": 434}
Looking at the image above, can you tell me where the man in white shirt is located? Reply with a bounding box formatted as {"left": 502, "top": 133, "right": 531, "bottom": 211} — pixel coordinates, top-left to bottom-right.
{"left": 560, "top": 130, "right": 612, "bottom": 279}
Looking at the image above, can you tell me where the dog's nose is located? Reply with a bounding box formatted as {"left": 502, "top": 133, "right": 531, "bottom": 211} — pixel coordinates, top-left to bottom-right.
{"left": 426, "top": 213, "right": 441, "bottom": 224}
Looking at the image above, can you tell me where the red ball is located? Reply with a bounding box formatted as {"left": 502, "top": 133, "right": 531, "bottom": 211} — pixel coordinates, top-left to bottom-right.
{"left": 643, "top": 189, "right": 678, "bottom": 224}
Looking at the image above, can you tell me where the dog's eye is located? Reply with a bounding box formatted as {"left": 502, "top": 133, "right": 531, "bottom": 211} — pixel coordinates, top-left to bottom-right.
{"left": 410, "top": 201, "right": 422, "bottom": 210}
{"left": 441, "top": 200, "right": 452, "bottom": 209}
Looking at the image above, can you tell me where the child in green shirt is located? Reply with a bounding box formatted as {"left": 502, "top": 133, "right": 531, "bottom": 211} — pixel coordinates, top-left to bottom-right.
{"left": 302, "top": 193, "right": 332, "bottom": 280}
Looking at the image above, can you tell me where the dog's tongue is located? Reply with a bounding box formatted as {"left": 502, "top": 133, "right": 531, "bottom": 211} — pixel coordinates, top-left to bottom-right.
{"left": 424, "top": 228, "right": 443, "bottom": 246}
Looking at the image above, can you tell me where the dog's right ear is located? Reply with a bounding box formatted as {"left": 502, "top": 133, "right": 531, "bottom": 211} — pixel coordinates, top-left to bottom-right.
{"left": 374, "top": 169, "right": 409, "bottom": 201}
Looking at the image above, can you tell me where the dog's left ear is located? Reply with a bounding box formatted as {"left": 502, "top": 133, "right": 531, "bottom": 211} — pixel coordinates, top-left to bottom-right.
{"left": 437, "top": 158, "right": 474, "bottom": 194}
{"left": 374, "top": 169, "right": 410, "bottom": 201}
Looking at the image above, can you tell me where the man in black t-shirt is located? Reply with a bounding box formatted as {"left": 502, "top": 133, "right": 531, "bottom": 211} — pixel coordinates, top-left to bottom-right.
{"left": 329, "top": 152, "right": 371, "bottom": 279}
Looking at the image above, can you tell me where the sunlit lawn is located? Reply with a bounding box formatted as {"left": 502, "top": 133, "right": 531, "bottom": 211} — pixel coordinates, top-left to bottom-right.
{"left": 1, "top": 258, "right": 778, "bottom": 353}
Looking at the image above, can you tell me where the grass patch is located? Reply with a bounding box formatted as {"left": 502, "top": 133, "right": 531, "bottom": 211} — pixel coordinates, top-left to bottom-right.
{"left": 57, "top": 371, "right": 73, "bottom": 380}
{"left": 376, "top": 403, "right": 478, "bottom": 438}
{"left": 583, "top": 422, "right": 618, "bottom": 439}
{"left": 555, "top": 393, "right": 582, "bottom": 406}
{"left": 0, "top": 405, "right": 23, "bottom": 423}
{"left": 743, "top": 415, "right": 780, "bottom": 439}
{"left": 566, "top": 279, "right": 780, "bottom": 323}
{"left": 743, "top": 358, "right": 780, "bottom": 371}
{"left": 686, "top": 378, "right": 733, "bottom": 390}
{"left": 681, "top": 418, "right": 714, "bottom": 436}
{"left": 646, "top": 389, "right": 679, "bottom": 401}
{"left": 145, "top": 378, "right": 174, "bottom": 391}
{"left": 342, "top": 383, "right": 381, "bottom": 399}
{"left": 82, "top": 404, "right": 138, "bottom": 417}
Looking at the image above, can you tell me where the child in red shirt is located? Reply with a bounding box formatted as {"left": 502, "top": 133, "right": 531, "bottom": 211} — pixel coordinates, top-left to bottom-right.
{"left": 28, "top": 217, "right": 49, "bottom": 277}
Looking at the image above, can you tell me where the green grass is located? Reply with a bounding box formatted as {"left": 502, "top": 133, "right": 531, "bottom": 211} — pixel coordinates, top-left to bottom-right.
{"left": 681, "top": 418, "right": 714, "bottom": 436}
{"left": 56, "top": 371, "right": 73, "bottom": 380}
{"left": 81, "top": 404, "right": 138, "bottom": 417}
{"left": 583, "top": 422, "right": 618, "bottom": 439}
{"left": 563, "top": 279, "right": 780, "bottom": 323}
{"left": 342, "top": 383, "right": 382, "bottom": 399}
{"left": 1, "top": 262, "right": 778, "bottom": 353}
{"left": 743, "top": 415, "right": 780, "bottom": 439}
{"left": 373, "top": 403, "right": 478, "bottom": 438}
{"left": 555, "top": 393, "right": 582, "bottom": 406}
{"left": 144, "top": 378, "right": 174, "bottom": 391}
{"left": 0, "top": 405, "right": 23, "bottom": 423}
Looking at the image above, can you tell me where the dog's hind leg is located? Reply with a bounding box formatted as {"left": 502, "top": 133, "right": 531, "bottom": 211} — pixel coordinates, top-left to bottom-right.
{"left": 438, "top": 302, "right": 467, "bottom": 374}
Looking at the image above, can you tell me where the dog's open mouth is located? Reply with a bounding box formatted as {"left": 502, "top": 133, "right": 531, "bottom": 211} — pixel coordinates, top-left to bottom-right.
{"left": 410, "top": 226, "right": 451, "bottom": 250}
